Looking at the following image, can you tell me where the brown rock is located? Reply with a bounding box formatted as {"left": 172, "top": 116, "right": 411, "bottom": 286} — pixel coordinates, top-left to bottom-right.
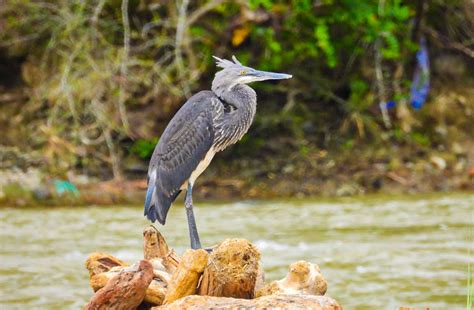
{"left": 85, "top": 252, "right": 127, "bottom": 278}
{"left": 85, "top": 260, "right": 154, "bottom": 310}
{"left": 144, "top": 280, "right": 167, "bottom": 306}
{"left": 163, "top": 249, "right": 208, "bottom": 304}
{"left": 143, "top": 226, "right": 180, "bottom": 273}
{"left": 257, "top": 261, "right": 327, "bottom": 297}
{"left": 157, "top": 294, "right": 342, "bottom": 310}
{"left": 198, "top": 239, "right": 260, "bottom": 299}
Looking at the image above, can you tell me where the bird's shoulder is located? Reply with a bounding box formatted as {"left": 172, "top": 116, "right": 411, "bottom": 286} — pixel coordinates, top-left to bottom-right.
{"left": 166, "top": 90, "right": 221, "bottom": 126}
{"left": 148, "top": 91, "right": 221, "bottom": 173}
{"left": 181, "top": 90, "right": 224, "bottom": 117}
{"left": 160, "top": 90, "right": 221, "bottom": 142}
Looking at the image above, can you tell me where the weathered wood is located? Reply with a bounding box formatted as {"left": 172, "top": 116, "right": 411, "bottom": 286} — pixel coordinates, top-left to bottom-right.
{"left": 86, "top": 252, "right": 127, "bottom": 278}
{"left": 156, "top": 294, "right": 342, "bottom": 310}
{"left": 198, "top": 238, "right": 260, "bottom": 299}
{"left": 163, "top": 249, "right": 209, "bottom": 304}
{"left": 85, "top": 260, "right": 154, "bottom": 310}
{"left": 257, "top": 260, "right": 327, "bottom": 297}
{"left": 143, "top": 226, "right": 179, "bottom": 273}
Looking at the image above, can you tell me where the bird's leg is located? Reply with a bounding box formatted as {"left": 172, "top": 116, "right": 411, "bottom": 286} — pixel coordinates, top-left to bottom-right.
{"left": 185, "top": 183, "right": 202, "bottom": 249}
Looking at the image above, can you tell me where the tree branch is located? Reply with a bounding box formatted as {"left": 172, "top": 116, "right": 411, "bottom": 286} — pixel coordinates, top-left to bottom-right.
{"left": 119, "top": 0, "right": 131, "bottom": 133}
{"left": 424, "top": 26, "right": 474, "bottom": 59}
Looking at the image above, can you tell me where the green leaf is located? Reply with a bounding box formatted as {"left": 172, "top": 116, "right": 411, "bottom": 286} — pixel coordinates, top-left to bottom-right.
{"left": 314, "top": 22, "right": 337, "bottom": 67}
{"left": 249, "top": 0, "right": 273, "bottom": 10}
{"left": 382, "top": 33, "right": 400, "bottom": 59}
{"left": 131, "top": 138, "right": 159, "bottom": 159}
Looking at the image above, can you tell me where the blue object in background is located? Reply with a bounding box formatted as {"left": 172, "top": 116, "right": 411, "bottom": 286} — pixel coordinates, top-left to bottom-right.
{"left": 410, "top": 38, "right": 430, "bottom": 109}
{"left": 381, "top": 38, "right": 430, "bottom": 111}
{"left": 385, "top": 101, "right": 397, "bottom": 109}
{"left": 53, "top": 180, "right": 79, "bottom": 196}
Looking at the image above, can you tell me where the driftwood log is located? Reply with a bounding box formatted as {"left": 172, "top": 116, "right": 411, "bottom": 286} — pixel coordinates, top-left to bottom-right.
{"left": 85, "top": 226, "right": 342, "bottom": 309}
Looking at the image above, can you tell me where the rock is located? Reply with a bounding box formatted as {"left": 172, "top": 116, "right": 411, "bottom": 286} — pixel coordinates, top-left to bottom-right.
{"left": 32, "top": 186, "right": 51, "bottom": 200}
{"left": 143, "top": 226, "right": 180, "bottom": 273}
{"left": 85, "top": 227, "right": 342, "bottom": 309}
{"left": 335, "top": 183, "right": 364, "bottom": 196}
{"left": 163, "top": 249, "right": 208, "bottom": 304}
{"left": 144, "top": 280, "right": 168, "bottom": 306}
{"left": 198, "top": 239, "right": 261, "bottom": 299}
{"left": 85, "top": 260, "right": 154, "bottom": 310}
{"left": 430, "top": 155, "right": 447, "bottom": 170}
{"left": 451, "top": 142, "right": 465, "bottom": 155}
{"left": 257, "top": 261, "right": 327, "bottom": 297}
{"left": 86, "top": 252, "right": 128, "bottom": 279}
{"left": 0, "top": 167, "right": 43, "bottom": 191}
{"left": 157, "top": 294, "right": 342, "bottom": 310}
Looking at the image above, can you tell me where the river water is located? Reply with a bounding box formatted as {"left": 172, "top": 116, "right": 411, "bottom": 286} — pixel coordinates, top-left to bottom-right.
{"left": 0, "top": 193, "right": 472, "bottom": 309}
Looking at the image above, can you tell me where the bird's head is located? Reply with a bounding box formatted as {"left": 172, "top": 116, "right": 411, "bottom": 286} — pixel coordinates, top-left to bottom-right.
{"left": 211, "top": 55, "right": 292, "bottom": 95}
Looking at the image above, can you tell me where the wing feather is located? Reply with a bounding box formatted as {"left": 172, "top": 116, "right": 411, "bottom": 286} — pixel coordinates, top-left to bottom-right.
{"left": 144, "top": 91, "right": 220, "bottom": 224}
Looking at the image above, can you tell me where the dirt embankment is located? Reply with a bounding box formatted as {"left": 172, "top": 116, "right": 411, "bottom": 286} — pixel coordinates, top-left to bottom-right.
{"left": 1, "top": 140, "right": 473, "bottom": 207}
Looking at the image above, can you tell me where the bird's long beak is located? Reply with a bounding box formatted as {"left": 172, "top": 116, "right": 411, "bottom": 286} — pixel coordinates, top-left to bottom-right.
{"left": 251, "top": 70, "right": 292, "bottom": 80}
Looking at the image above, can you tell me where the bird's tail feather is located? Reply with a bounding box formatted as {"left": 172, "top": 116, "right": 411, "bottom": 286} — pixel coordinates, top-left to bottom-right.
{"left": 144, "top": 178, "right": 179, "bottom": 225}
{"left": 144, "top": 180, "right": 160, "bottom": 222}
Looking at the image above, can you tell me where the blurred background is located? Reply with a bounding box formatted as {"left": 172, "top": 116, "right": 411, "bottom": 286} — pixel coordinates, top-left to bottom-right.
{"left": 0, "top": 0, "right": 473, "bottom": 309}
{"left": 1, "top": 0, "right": 473, "bottom": 202}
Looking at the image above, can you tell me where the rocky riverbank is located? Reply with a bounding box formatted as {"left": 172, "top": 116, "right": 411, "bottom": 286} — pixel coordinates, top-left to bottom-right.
{"left": 1, "top": 141, "right": 472, "bottom": 207}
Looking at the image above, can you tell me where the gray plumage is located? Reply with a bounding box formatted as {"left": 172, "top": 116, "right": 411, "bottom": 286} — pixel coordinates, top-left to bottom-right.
{"left": 144, "top": 56, "right": 291, "bottom": 248}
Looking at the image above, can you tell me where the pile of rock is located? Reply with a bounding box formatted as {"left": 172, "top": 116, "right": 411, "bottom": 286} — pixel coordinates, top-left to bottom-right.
{"left": 85, "top": 226, "right": 342, "bottom": 309}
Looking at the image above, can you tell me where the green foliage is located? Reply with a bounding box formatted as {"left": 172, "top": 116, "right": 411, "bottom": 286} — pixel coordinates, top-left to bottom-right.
{"left": 410, "top": 132, "right": 430, "bottom": 147}
{"left": 249, "top": 0, "right": 273, "bottom": 10}
{"left": 248, "top": 0, "right": 413, "bottom": 68}
{"left": 342, "top": 139, "right": 355, "bottom": 151}
{"left": 242, "top": 0, "right": 419, "bottom": 144}
{"left": 314, "top": 21, "right": 336, "bottom": 68}
{"left": 131, "top": 138, "right": 158, "bottom": 159}
{"left": 1, "top": 0, "right": 471, "bottom": 176}
{"left": 0, "top": 0, "right": 214, "bottom": 176}
{"left": 392, "top": 128, "right": 431, "bottom": 148}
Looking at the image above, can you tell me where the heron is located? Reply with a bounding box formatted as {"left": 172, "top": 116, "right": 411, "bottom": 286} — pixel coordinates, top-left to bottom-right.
{"left": 144, "top": 55, "right": 292, "bottom": 249}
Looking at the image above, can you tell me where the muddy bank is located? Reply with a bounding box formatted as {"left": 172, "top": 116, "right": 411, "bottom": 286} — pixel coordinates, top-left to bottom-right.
{"left": 1, "top": 142, "right": 472, "bottom": 207}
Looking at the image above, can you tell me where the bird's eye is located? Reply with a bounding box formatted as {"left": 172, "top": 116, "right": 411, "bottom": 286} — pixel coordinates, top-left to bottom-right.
{"left": 240, "top": 70, "right": 248, "bottom": 75}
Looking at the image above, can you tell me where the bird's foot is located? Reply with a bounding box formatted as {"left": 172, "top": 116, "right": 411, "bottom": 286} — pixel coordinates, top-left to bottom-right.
{"left": 203, "top": 246, "right": 214, "bottom": 253}
{"left": 190, "top": 244, "right": 214, "bottom": 253}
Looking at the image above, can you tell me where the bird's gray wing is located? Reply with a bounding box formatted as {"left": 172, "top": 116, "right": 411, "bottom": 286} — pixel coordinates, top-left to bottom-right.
{"left": 145, "top": 91, "right": 222, "bottom": 224}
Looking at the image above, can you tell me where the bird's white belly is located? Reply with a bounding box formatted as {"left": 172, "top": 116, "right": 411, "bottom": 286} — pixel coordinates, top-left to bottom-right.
{"left": 181, "top": 147, "right": 216, "bottom": 189}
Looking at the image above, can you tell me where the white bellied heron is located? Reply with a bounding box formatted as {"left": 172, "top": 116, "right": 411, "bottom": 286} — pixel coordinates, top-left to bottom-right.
{"left": 144, "top": 56, "right": 292, "bottom": 249}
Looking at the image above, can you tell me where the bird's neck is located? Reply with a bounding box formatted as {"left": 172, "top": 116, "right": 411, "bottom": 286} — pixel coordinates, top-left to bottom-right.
{"left": 214, "top": 84, "right": 257, "bottom": 114}
{"left": 211, "top": 84, "right": 257, "bottom": 151}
